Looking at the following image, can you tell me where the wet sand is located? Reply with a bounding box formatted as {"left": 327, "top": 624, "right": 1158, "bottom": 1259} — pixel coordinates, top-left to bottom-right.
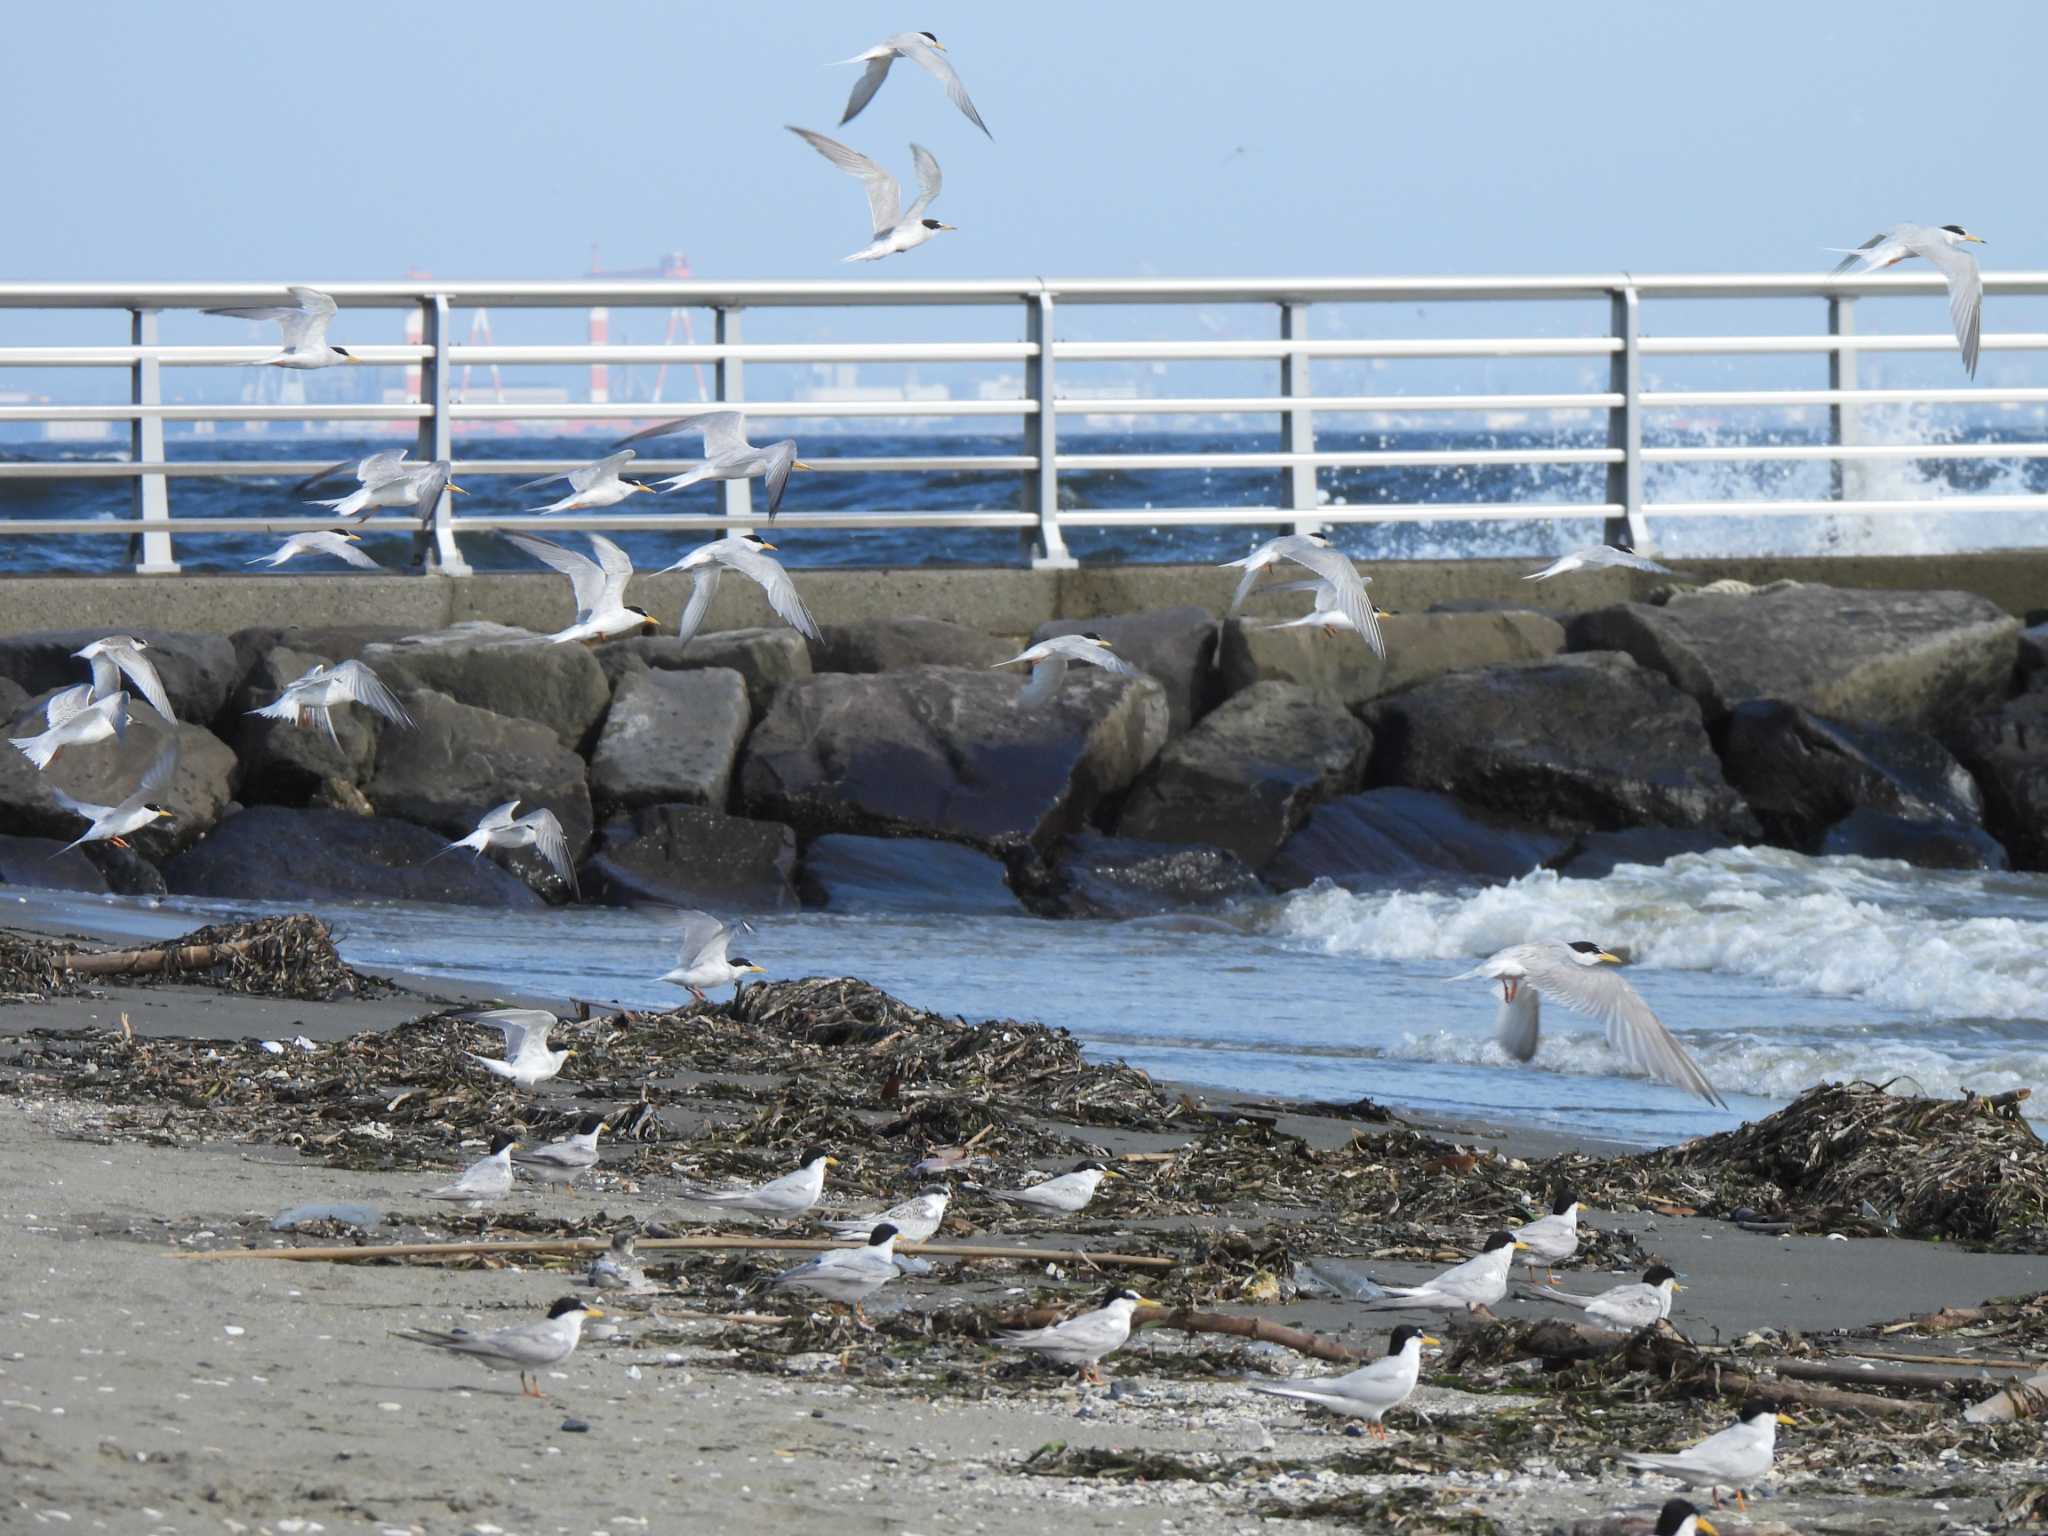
{"left": 4, "top": 942, "right": 2047, "bottom": 1533}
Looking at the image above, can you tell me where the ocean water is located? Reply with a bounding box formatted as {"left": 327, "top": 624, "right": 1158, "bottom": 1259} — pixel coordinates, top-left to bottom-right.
{"left": 6, "top": 422, "right": 2048, "bottom": 575}
{"left": 15, "top": 844, "right": 2047, "bottom": 1149}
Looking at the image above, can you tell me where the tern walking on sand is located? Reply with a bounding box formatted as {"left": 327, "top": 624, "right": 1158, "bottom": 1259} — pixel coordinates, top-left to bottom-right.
{"left": 769, "top": 1222, "right": 902, "bottom": 1324}
{"left": 996, "top": 1287, "right": 1147, "bottom": 1383}
{"left": 75, "top": 636, "right": 175, "bottom": 722}
{"left": 247, "top": 530, "right": 380, "bottom": 570}
{"left": 656, "top": 909, "right": 764, "bottom": 1001}
{"left": 203, "top": 285, "right": 356, "bottom": 368}
{"left": 613, "top": 412, "right": 812, "bottom": 520}
{"left": 992, "top": 633, "right": 1138, "bottom": 707}
{"left": 506, "top": 533, "right": 660, "bottom": 644}
{"left": 788, "top": 128, "right": 955, "bottom": 262}
{"left": 433, "top": 800, "right": 577, "bottom": 893}
{"left": 1357, "top": 1231, "right": 1527, "bottom": 1316}
{"left": 246, "top": 659, "right": 412, "bottom": 749}
{"left": 514, "top": 449, "right": 653, "bottom": 513}
{"left": 661, "top": 534, "right": 818, "bottom": 649}
{"left": 981, "top": 1160, "right": 1119, "bottom": 1217}
{"left": 459, "top": 1008, "right": 574, "bottom": 1092}
{"left": 1621, "top": 1402, "right": 1795, "bottom": 1510}
{"left": 836, "top": 31, "right": 991, "bottom": 138}
{"left": 1244, "top": 1325, "right": 1437, "bottom": 1438}
{"left": 1525, "top": 545, "right": 1673, "bottom": 582}
{"left": 396, "top": 1296, "right": 603, "bottom": 1397}
{"left": 10, "top": 690, "right": 129, "bottom": 769}
{"left": 1511, "top": 1191, "right": 1581, "bottom": 1284}
{"left": 47, "top": 743, "right": 179, "bottom": 855}
{"left": 676, "top": 1149, "right": 838, "bottom": 1221}
{"left": 422, "top": 1132, "right": 520, "bottom": 1208}
{"left": 513, "top": 1113, "right": 608, "bottom": 1191}
{"left": 1448, "top": 940, "right": 1728, "bottom": 1108}
{"left": 1523, "top": 1265, "right": 1682, "bottom": 1330}
{"left": 1830, "top": 224, "right": 1986, "bottom": 376}
{"left": 824, "top": 1189, "right": 949, "bottom": 1245}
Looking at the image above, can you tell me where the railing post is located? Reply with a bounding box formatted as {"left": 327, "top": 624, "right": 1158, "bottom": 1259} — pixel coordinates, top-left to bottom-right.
{"left": 1604, "top": 285, "right": 1649, "bottom": 552}
{"left": 1829, "top": 294, "right": 1862, "bottom": 503}
{"left": 1280, "top": 301, "right": 1321, "bottom": 537}
{"left": 128, "top": 310, "right": 177, "bottom": 574}
{"left": 715, "top": 306, "right": 753, "bottom": 536}
{"left": 414, "top": 294, "right": 470, "bottom": 574}
{"left": 1022, "top": 291, "right": 1073, "bottom": 569}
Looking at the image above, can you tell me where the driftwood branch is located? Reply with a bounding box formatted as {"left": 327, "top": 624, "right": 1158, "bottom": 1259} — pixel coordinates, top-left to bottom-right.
{"left": 61, "top": 939, "right": 259, "bottom": 977}
{"left": 173, "top": 1234, "right": 1175, "bottom": 1269}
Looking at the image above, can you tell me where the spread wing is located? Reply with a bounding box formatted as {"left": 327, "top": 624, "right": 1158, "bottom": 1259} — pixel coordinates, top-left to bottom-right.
{"left": 476, "top": 799, "right": 523, "bottom": 831}
{"left": 1924, "top": 238, "right": 1984, "bottom": 377}
{"left": 676, "top": 565, "right": 721, "bottom": 647}
{"left": 788, "top": 126, "right": 901, "bottom": 235}
{"left": 759, "top": 440, "right": 798, "bottom": 517}
{"left": 1828, "top": 229, "right": 1892, "bottom": 277}
{"left": 506, "top": 533, "right": 605, "bottom": 619}
{"left": 570, "top": 449, "right": 636, "bottom": 492}
{"left": 312, "top": 531, "right": 381, "bottom": 568}
{"left": 460, "top": 1006, "right": 555, "bottom": 1060}
{"left": 520, "top": 808, "right": 576, "bottom": 886}
{"left": 585, "top": 534, "right": 635, "bottom": 609}
{"left": 278, "top": 286, "right": 337, "bottom": 350}
{"left": 358, "top": 448, "right": 411, "bottom": 486}
{"left": 326, "top": 660, "right": 414, "bottom": 729}
{"left": 839, "top": 52, "right": 894, "bottom": 125}
{"left": 1517, "top": 948, "right": 1727, "bottom": 1107}
{"left": 675, "top": 909, "right": 734, "bottom": 969}
{"left": 1278, "top": 542, "right": 1378, "bottom": 643}
{"left": 900, "top": 35, "right": 991, "bottom": 138}
{"left": 902, "top": 143, "right": 942, "bottom": 223}
{"left": 725, "top": 548, "right": 819, "bottom": 639}
{"left": 612, "top": 410, "right": 746, "bottom": 454}
{"left": 107, "top": 647, "right": 175, "bottom": 722}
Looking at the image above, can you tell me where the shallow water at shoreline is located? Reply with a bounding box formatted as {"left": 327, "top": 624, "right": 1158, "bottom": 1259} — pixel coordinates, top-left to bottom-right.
{"left": 12, "top": 843, "right": 2047, "bottom": 1150}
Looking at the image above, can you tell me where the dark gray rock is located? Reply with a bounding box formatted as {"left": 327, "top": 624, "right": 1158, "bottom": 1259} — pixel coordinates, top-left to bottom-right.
{"left": 235, "top": 646, "right": 381, "bottom": 804}
{"left": 164, "top": 806, "right": 546, "bottom": 907}
{"left": 1364, "top": 651, "right": 1755, "bottom": 836}
{"left": 581, "top": 803, "right": 798, "bottom": 910}
{"left": 34, "top": 720, "right": 238, "bottom": 860}
{"left": 739, "top": 666, "right": 1168, "bottom": 853}
{"left": 1217, "top": 610, "right": 1566, "bottom": 711}
{"left": 1117, "top": 682, "right": 1370, "bottom": 867}
{"left": 809, "top": 617, "right": 1010, "bottom": 674}
{"left": 1266, "top": 788, "right": 1572, "bottom": 890}
{"left": 1033, "top": 608, "right": 1219, "bottom": 734}
{"left": 0, "top": 739, "right": 73, "bottom": 841}
{"left": 2019, "top": 622, "right": 2048, "bottom": 691}
{"left": 1717, "top": 700, "right": 1988, "bottom": 855}
{"left": 229, "top": 625, "right": 412, "bottom": 692}
{"left": 1047, "top": 834, "right": 1262, "bottom": 917}
{"left": 1567, "top": 584, "right": 2020, "bottom": 731}
{"left": 366, "top": 688, "right": 593, "bottom": 856}
{"left": 1947, "top": 692, "right": 2048, "bottom": 871}
{"left": 80, "top": 842, "right": 167, "bottom": 896}
{"left": 797, "top": 834, "right": 1022, "bottom": 914}
{"left": 0, "top": 628, "right": 240, "bottom": 727}
{"left": 588, "top": 668, "right": 750, "bottom": 814}
{"left": 362, "top": 622, "right": 611, "bottom": 750}
{"left": 1548, "top": 827, "right": 1738, "bottom": 881}
{"left": 1818, "top": 807, "right": 2008, "bottom": 871}
{"left": 0, "top": 678, "right": 30, "bottom": 729}
{"left": 0, "top": 835, "right": 108, "bottom": 893}
{"left": 1215, "top": 618, "right": 1384, "bottom": 710}
{"left": 594, "top": 628, "right": 811, "bottom": 713}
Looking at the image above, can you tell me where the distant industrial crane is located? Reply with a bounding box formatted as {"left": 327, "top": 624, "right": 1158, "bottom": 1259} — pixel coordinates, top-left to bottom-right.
{"left": 585, "top": 247, "right": 711, "bottom": 407}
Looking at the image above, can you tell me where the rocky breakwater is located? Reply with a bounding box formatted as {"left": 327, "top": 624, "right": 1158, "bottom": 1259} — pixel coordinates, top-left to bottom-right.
{"left": 0, "top": 581, "right": 2033, "bottom": 914}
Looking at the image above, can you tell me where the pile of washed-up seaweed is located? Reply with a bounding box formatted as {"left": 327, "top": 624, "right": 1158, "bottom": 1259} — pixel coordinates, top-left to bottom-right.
{"left": 0, "top": 915, "right": 383, "bottom": 1003}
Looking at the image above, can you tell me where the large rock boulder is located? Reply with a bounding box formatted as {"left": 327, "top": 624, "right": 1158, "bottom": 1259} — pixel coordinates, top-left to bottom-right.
{"left": 1032, "top": 607, "right": 1219, "bottom": 734}
{"left": 1548, "top": 827, "right": 1738, "bottom": 880}
{"left": 235, "top": 646, "right": 382, "bottom": 805}
{"left": 580, "top": 804, "right": 799, "bottom": 911}
{"left": 796, "top": 834, "right": 1022, "bottom": 914}
{"left": 1817, "top": 806, "right": 2007, "bottom": 871}
{"left": 0, "top": 629, "right": 240, "bottom": 727}
{"left": 809, "top": 618, "right": 1010, "bottom": 674}
{"left": 0, "top": 678, "right": 31, "bottom": 728}
{"left": 1215, "top": 618, "right": 1384, "bottom": 710}
{"left": 228, "top": 625, "right": 413, "bottom": 691}
{"left": 37, "top": 720, "right": 238, "bottom": 860}
{"left": 1266, "top": 788, "right": 1573, "bottom": 890}
{"left": 365, "top": 688, "right": 593, "bottom": 857}
{"left": 1217, "top": 610, "right": 1566, "bottom": 711}
{"left": 1364, "top": 652, "right": 1755, "bottom": 836}
{"left": 1567, "top": 585, "right": 2020, "bottom": 732}
{"left": 361, "top": 622, "right": 610, "bottom": 750}
{"left": 1116, "top": 682, "right": 1370, "bottom": 867}
{"left": 2019, "top": 622, "right": 2048, "bottom": 691}
{"left": 1947, "top": 693, "right": 2048, "bottom": 871}
{"left": 1040, "top": 834, "right": 1262, "bottom": 917}
{"left": 0, "top": 835, "right": 108, "bottom": 893}
{"left": 164, "top": 806, "right": 546, "bottom": 907}
{"left": 588, "top": 668, "right": 750, "bottom": 814}
{"left": 738, "top": 667, "right": 1169, "bottom": 853}
{"left": 595, "top": 628, "right": 810, "bottom": 713}
{"left": 1717, "top": 700, "right": 1993, "bottom": 858}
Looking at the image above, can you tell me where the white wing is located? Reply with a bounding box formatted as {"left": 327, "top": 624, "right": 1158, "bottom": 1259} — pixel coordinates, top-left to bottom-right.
{"left": 725, "top": 548, "right": 818, "bottom": 639}
{"left": 570, "top": 449, "right": 636, "bottom": 492}
{"left": 357, "top": 448, "right": 412, "bottom": 486}
{"left": 506, "top": 533, "right": 606, "bottom": 620}
{"left": 308, "top": 531, "right": 380, "bottom": 568}
{"left": 1018, "top": 653, "right": 1068, "bottom": 708}
{"left": 612, "top": 409, "right": 748, "bottom": 455}
{"left": 461, "top": 1006, "right": 556, "bottom": 1061}
{"left": 898, "top": 35, "right": 991, "bottom": 138}
{"left": 584, "top": 534, "right": 636, "bottom": 611}
{"left": 902, "top": 143, "right": 942, "bottom": 223}
{"left": 675, "top": 910, "right": 734, "bottom": 970}
{"left": 1515, "top": 946, "right": 1726, "bottom": 1107}
{"left": 675, "top": 565, "right": 721, "bottom": 647}
{"left": 759, "top": 439, "right": 799, "bottom": 517}
{"left": 99, "top": 646, "right": 175, "bottom": 722}
{"left": 278, "top": 286, "right": 337, "bottom": 351}
{"left": 789, "top": 126, "right": 902, "bottom": 235}
{"left": 325, "top": 660, "right": 414, "bottom": 729}
{"left": 476, "top": 799, "right": 523, "bottom": 831}
{"left": 43, "top": 683, "right": 95, "bottom": 729}
{"left": 839, "top": 51, "right": 894, "bottom": 124}
{"left": 519, "top": 808, "right": 576, "bottom": 886}
{"left": 1922, "top": 238, "right": 1984, "bottom": 377}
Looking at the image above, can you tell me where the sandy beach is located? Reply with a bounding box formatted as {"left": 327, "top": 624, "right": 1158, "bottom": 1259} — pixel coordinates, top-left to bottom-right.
{"left": 4, "top": 917, "right": 2048, "bottom": 1536}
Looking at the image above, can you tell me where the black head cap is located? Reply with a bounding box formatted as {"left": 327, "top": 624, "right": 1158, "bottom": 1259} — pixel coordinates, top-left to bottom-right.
{"left": 1387, "top": 1324, "right": 1430, "bottom": 1353}
{"left": 868, "top": 1221, "right": 901, "bottom": 1245}
{"left": 919, "top": 30, "right": 938, "bottom": 42}
{"left": 1551, "top": 1190, "right": 1578, "bottom": 1216}
{"left": 1104, "top": 1286, "right": 1142, "bottom": 1306}
{"left": 1738, "top": 1398, "right": 1784, "bottom": 1423}
{"left": 730, "top": 956, "right": 753, "bottom": 968}
{"left": 800, "top": 1145, "right": 832, "bottom": 1168}
{"left": 610, "top": 1230, "right": 637, "bottom": 1252}
{"left": 1481, "top": 1230, "right": 1517, "bottom": 1254}
{"left": 1941, "top": 224, "right": 1968, "bottom": 235}
{"left": 142, "top": 802, "right": 173, "bottom": 817}
{"left": 576, "top": 1112, "right": 608, "bottom": 1135}
{"left": 1081, "top": 631, "right": 1105, "bottom": 642}
{"left": 921, "top": 218, "right": 945, "bottom": 230}
{"left": 1654, "top": 1499, "right": 1703, "bottom": 1536}
{"left": 627, "top": 605, "right": 652, "bottom": 619}
{"left": 1567, "top": 940, "right": 1604, "bottom": 955}
{"left": 489, "top": 1130, "right": 519, "bottom": 1154}
{"left": 1076, "top": 1159, "right": 1108, "bottom": 1173}
{"left": 742, "top": 532, "right": 771, "bottom": 545}
{"left": 546, "top": 1296, "right": 590, "bottom": 1319}
{"left": 1644, "top": 1264, "right": 1679, "bottom": 1286}
{"left": 332, "top": 345, "right": 352, "bottom": 359}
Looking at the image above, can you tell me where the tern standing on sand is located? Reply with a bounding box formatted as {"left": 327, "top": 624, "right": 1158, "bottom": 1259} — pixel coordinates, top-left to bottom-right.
{"left": 982, "top": 1160, "right": 1119, "bottom": 1217}
{"left": 396, "top": 1297, "right": 602, "bottom": 1398}
{"left": 658, "top": 910, "right": 765, "bottom": 1001}
{"left": 996, "top": 1287, "right": 1147, "bottom": 1383}
{"left": 423, "top": 1132, "right": 520, "bottom": 1207}
{"left": 676, "top": 1149, "right": 838, "bottom": 1221}
{"left": 1244, "top": 1325, "right": 1437, "bottom": 1438}
{"left": 1358, "top": 1231, "right": 1526, "bottom": 1315}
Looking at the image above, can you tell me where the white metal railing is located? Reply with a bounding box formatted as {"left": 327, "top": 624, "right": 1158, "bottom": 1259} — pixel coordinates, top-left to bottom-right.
{"left": 0, "top": 274, "right": 2044, "bottom": 573}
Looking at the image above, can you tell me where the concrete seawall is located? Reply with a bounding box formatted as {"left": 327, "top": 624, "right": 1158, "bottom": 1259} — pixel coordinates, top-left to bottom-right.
{"left": 2, "top": 550, "right": 2044, "bottom": 639}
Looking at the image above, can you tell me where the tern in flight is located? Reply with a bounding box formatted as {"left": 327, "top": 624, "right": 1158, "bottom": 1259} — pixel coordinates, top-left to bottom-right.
{"left": 835, "top": 31, "right": 991, "bottom": 138}
{"left": 788, "top": 127, "right": 955, "bottom": 262}
{"left": 1830, "top": 223, "right": 1987, "bottom": 377}
{"left": 203, "top": 285, "right": 357, "bottom": 368}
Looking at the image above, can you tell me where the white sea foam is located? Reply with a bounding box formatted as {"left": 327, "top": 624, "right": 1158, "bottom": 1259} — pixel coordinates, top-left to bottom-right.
{"left": 1269, "top": 846, "right": 2048, "bottom": 1025}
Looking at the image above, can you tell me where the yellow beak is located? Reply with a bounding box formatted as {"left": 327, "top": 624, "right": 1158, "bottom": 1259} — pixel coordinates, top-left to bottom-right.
{"left": 1776, "top": 1413, "right": 1796, "bottom": 1425}
{"left": 448, "top": 484, "right": 470, "bottom": 495}
{"left": 794, "top": 460, "right": 816, "bottom": 471}
{"left": 1698, "top": 1521, "right": 1719, "bottom": 1536}
{"left": 1673, "top": 1282, "right": 1685, "bottom": 1292}
{"left": 1421, "top": 1335, "right": 1442, "bottom": 1347}
{"left": 343, "top": 531, "right": 362, "bottom": 541}
{"left": 1513, "top": 1240, "right": 1531, "bottom": 1251}
{"left": 743, "top": 963, "right": 766, "bottom": 974}
{"left": 1968, "top": 234, "right": 1987, "bottom": 243}
{"left": 630, "top": 481, "right": 653, "bottom": 493}
{"left": 1100, "top": 1169, "right": 1124, "bottom": 1180}
{"left": 758, "top": 540, "right": 779, "bottom": 551}
{"left": 583, "top": 1305, "right": 606, "bottom": 1319}
{"left": 1597, "top": 951, "right": 1624, "bottom": 965}
{"left": 824, "top": 1156, "right": 840, "bottom": 1167}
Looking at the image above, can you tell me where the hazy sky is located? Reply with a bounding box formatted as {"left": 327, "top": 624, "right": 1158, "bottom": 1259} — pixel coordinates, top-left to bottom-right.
{"left": 3, "top": 1, "right": 2038, "bottom": 284}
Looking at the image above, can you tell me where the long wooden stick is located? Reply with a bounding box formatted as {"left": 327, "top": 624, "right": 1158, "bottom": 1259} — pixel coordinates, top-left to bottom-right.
{"left": 173, "top": 1234, "right": 1175, "bottom": 1269}
{"left": 60, "top": 939, "right": 257, "bottom": 976}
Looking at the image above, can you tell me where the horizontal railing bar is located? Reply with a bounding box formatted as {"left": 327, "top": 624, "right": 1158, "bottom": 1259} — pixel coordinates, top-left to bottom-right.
{"left": 1646, "top": 495, "right": 2048, "bottom": 518}
{"left": 1058, "top": 503, "right": 1624, "bottom": 527}
{"left": 1639, "top": 333, "right": 2048, "bottom": 356}
{"left": 0, "top": 347, "right": 429, "bottom": 367}
{"left": 1642, "top": 387, "right": 2048, "bottom": 408}
{"left": 1645, "top": 442, "right": 2048, "bottom": 463}
{"left": 1055, "top": 448, "right": 1622, "bottom": 469}
{"left": 0, "top": 509, "right": 1042, "bottom": 537}
{"left": 1055, "top": 338, "right": 1620, "bottom": 361}
{"left": 6, "top": 272, "right": 2048, "bottom": 309}
{"left": 0, "top": 456, "right": 1036, "bottom": 480}
{"left": 448, "top": 399, "right": 1036, "bottom": 420}
{"left": 1059, "top": 393, "right": 1624, "bottom": 415}
{"left": 445, "top": 342, "right": 1037, "bottom": 365}
{"left": 0, "top": 403, "right": 430, "bottom": 423}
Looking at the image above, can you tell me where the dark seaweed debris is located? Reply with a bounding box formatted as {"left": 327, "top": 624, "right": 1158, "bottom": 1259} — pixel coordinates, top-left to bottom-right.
{"left": 0, "top": 914, "right": 385, "bottom": 1003}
